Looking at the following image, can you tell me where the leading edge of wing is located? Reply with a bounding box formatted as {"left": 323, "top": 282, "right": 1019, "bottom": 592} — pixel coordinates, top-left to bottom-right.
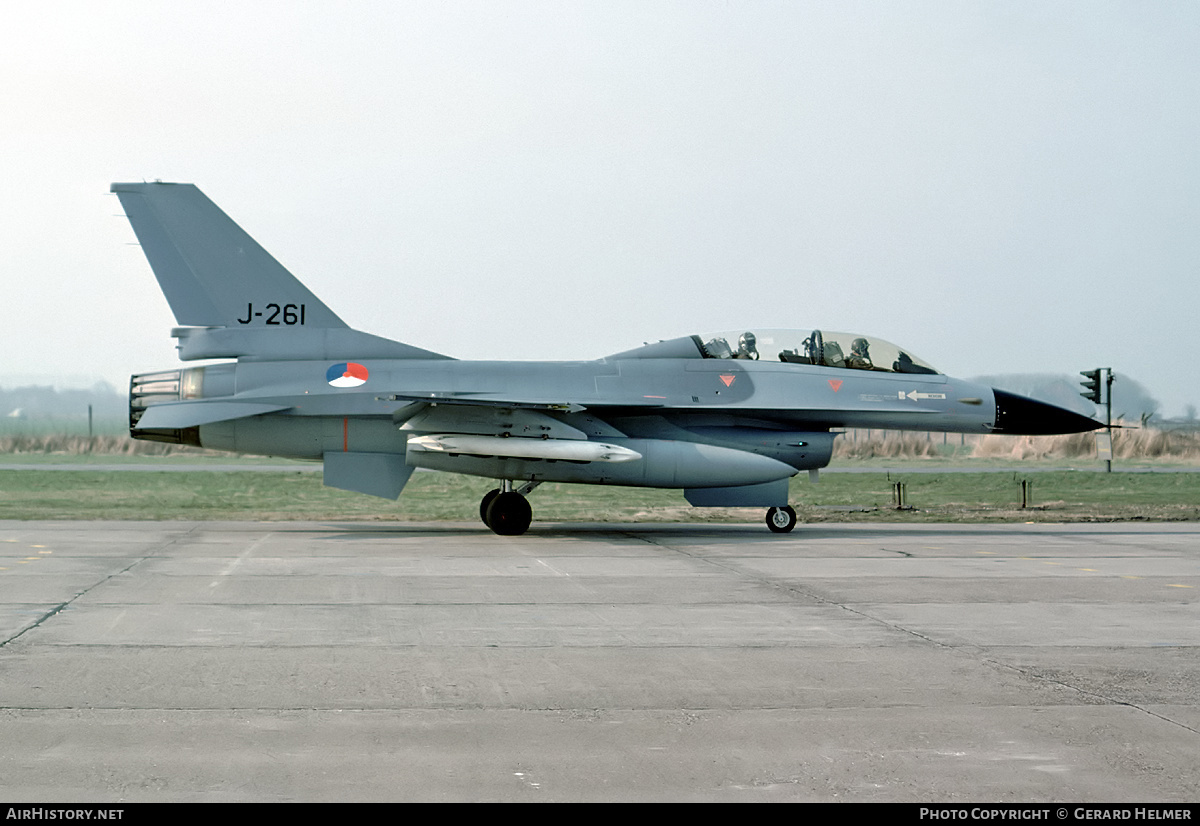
{"left": 386, "top": 393, "right": 666, "bottom": 412}
{"left": 386, "top": 392, "right": 587, "bottom": 412}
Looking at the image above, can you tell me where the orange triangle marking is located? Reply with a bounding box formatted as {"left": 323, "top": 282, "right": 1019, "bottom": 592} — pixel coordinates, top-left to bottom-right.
{"left": 719, "top": 375, "right": 736, "bottom": 387}
{"left": 828, "top": 379, "right": 843, "bottom": 392}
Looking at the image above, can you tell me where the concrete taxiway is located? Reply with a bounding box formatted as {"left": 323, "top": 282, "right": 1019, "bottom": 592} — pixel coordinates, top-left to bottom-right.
{"left": 1, "top": 520, "right": 1198, "bottom": 802}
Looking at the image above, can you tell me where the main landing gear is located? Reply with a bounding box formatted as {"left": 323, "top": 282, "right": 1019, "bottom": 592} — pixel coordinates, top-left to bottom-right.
{"left": 480, "top": 481, "right": 540, "bottom": 536}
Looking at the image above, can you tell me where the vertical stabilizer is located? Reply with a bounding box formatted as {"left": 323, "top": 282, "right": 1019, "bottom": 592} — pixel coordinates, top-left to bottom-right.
{"left": 112, "top": 182, "right": 347, "bottom": 329}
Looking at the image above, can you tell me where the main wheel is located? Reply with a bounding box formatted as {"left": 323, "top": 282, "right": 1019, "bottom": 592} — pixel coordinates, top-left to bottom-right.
{"left": 766, "top": 506, "right": 797, "bottom": 533}
{"left": 485, "top": 491, "right": 533, "bottom": 536}
{"left": 479, "top": 488, "right": 501, "bottom": 525}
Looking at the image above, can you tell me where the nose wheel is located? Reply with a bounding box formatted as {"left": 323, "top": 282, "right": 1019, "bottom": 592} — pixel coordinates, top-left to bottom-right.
{"left": 766, "top": 505, "right": 797, "bottom": 533}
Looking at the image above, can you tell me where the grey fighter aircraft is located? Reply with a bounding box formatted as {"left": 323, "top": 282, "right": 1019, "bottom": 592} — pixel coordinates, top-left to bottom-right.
{"left": 114, "top": 182, "right": 1101, "bottom": 535}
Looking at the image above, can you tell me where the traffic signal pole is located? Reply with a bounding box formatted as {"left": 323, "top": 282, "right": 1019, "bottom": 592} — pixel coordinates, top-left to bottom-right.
{"left": 1105, "top": 369, "right": 1114, "bottom": 473}
{"left": 1080, "top": 368, "right": 1114, "bottom": 473}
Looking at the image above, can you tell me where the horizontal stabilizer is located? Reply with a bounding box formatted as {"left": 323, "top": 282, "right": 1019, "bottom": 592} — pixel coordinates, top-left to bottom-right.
{"left": 134, "top": 401, "right": 292, "bottom": 430}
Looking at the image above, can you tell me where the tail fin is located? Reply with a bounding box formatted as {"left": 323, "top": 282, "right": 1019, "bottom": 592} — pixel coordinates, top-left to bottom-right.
{"left": 113, "top": 182, "right": 450, "bottom": 361}
{"left": 111, "top": 182, "right": 346, "bottom": 329}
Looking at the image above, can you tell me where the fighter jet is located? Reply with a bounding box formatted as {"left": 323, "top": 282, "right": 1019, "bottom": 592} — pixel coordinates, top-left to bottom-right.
{"left": 114, "top": 182, "right": 1101, "bottom": 535}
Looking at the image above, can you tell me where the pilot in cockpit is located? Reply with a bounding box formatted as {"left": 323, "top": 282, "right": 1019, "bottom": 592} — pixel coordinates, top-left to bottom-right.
{"left": 734, "top": 331, "right": 759, "bottom": 360}
{"left": 846, "top": 337, "right": 873, "bottom": 370}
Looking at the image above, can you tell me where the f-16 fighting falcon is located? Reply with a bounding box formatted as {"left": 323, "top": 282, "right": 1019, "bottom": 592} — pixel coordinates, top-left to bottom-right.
{"left": 114, "top": 182, "right": 1101, "bottom": 535}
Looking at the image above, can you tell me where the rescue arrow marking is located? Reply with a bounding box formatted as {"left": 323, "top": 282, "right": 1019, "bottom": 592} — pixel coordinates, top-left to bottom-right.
{"left": 900, "top": 390, "right": 947, "bottom": 401}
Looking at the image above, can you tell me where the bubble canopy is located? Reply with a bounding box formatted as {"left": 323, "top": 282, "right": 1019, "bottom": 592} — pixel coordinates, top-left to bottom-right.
{"left": 608, "top": 329, "right": 940, "bottom": 375}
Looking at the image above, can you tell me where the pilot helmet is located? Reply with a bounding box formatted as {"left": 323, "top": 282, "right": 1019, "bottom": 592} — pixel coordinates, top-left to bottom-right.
{"left": 851, "top": 337, "right": 870, "bottom": 356}
{"left": 739, "top": 331, "right": 757, "bottom": 350}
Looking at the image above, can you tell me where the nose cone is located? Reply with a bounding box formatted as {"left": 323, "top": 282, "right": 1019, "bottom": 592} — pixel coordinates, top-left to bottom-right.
{"left": 991, "top": 389, "right": 1103, "bottom": 435}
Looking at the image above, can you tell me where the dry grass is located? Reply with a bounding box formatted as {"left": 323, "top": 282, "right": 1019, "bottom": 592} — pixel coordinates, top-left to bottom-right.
{"left": 4, "top": 426, "right": 1200, "bottom": 463}
{"left": 0, "top": 434, "right": 219, "bottom": 456}
{"left": 834, "top": 432, "right": 943, "bottom": 459}
{"left": 971, "top": 425, "right": 1200, "bottom": 462}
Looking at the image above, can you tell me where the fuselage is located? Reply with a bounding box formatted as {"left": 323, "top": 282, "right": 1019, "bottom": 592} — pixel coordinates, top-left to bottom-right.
{"left": 132, "top": 349, "right": 1001, "bottom": 486}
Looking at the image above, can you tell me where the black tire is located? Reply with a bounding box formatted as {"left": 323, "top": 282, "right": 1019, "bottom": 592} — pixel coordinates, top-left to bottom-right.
{"left": 766, "top": 505, "right": 797, "bottom": 533}
{"left": 479, "top": 488, "right": 501, "bottom": 525}
{"left": 486, "top": 491, "right": 532, "bottom": 536}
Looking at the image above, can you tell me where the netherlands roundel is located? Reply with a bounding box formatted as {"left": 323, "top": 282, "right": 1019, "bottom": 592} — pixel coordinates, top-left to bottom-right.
{"left": 327, "top": 362, "right": 369, "bottom": 388}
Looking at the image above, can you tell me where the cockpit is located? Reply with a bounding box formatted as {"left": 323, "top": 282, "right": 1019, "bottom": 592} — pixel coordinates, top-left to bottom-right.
{"left": 693, "top": 329, "right": 939, "bottom": 374}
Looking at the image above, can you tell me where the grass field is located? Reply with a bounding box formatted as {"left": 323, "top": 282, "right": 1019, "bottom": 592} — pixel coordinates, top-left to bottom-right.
{"left": 2, "top": 464, "right": 1197, "bottom": 523}
{"left": 3, "top": 430, "right": 1198, "bottom": 523}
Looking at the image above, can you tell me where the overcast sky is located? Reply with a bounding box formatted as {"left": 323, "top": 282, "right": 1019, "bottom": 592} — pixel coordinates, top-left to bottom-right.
{"left": 3, "top": 1, "right": 1197, "bottom": 416}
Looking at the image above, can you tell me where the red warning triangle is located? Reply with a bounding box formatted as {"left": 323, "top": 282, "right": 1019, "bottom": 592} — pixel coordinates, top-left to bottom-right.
{"left": 828, "top": 379, "right": 843, "bottom": 392}
{"left": 719, "top": 375, "right": 736, "bottom": 387}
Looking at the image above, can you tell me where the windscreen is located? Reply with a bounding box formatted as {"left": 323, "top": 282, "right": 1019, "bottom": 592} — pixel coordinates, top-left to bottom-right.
{"left": 695, "top": 329, "right": 939, "bottom": 374}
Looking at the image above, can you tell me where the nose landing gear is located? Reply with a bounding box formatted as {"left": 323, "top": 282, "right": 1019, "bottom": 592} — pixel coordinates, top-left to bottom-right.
{"left": 766, "top": 505, "right": 798, "bottom": 533}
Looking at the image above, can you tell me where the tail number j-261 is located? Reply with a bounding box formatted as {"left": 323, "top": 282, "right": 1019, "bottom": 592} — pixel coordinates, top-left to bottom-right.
{"left": 237, "top": 303, "right": 306, "bottom": 325}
